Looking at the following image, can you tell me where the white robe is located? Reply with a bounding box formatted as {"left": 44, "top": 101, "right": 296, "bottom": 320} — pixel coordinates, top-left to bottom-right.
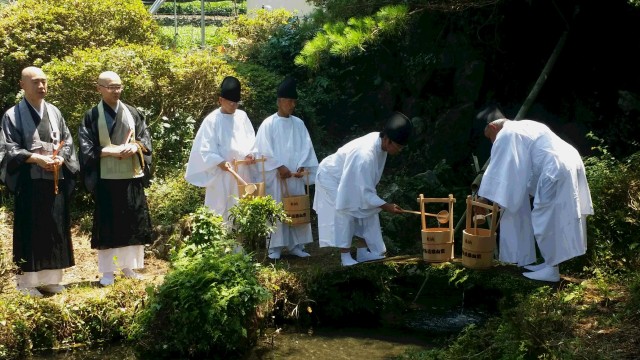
{"left": 254, "top": 113, "right": 319, "bottom": 250}
{"left": 185, "top": 108, "right": 256, "bottom": 222}
{"left": 313, "top": 132, "right": 387, "bottom": 254}
{"left": 478, "top": 120, "right": 593, "bottom": 266}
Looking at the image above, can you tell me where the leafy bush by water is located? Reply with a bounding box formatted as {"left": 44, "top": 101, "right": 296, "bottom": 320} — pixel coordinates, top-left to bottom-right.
{"left": 0, "top": 284, "right": 145, "bottom": 360}
{"left": 228, "top": 195, "right": 289, "bottom": 253}
{"left": 130, "top": 207, "right": 270, "bottom": 358}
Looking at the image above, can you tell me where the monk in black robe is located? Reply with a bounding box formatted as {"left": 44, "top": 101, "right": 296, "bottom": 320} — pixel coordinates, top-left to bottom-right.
{"left": 0, "top": 67, "right": 79, "bottom": 297}
{"left": 78, "top": 71, "right": 152, "bottom": 286}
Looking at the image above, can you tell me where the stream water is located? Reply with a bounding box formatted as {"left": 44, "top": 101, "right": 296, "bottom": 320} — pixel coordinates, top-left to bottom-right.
{"left": 29, "top": 327, "right": 435, "bottom": 360}
{"left": 28, "top": 303, "right": 487, "bottom": 360}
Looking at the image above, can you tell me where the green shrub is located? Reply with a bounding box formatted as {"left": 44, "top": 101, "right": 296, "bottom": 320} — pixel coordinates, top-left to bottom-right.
{"left": 0, "top": 283, "right": 146, "bottom": 360}
{"left": 221, "top": 8, "right": 293, "bottom": 59}
{"left": 146, "top": 171, "right": 204, "bottom": 227}
{"left": 130, "top": 238, "right": 270, "bottom": 358}
{"left": 581, "top": 148, "right": 640, "bottom": 273}
{"left": 228, "top": 195, "right": 289, "bottom": 253}
{"left": 43, "top": 45, "right": 237, "bottom": 177}
{"left": 0, "top": 0, "right": 159, "bottom": 109}
{"left": 182, "top": 206, "right": 231, "bottom": 251}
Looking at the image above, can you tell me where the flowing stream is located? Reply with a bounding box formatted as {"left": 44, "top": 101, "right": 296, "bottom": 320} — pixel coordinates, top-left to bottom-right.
{"left": 29, "top": 327, "right": 435, "bottom": 360}
{"left": 29, "top": 293, "right": 489, "bottom": 359}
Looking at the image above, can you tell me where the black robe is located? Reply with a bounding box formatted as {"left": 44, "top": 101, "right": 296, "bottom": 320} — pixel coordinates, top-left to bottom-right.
{"left": 78, "top": 102, "right": 153, "bottom": 250}
{"left": 0, "top": 100, "right": 79, "bottom": 273}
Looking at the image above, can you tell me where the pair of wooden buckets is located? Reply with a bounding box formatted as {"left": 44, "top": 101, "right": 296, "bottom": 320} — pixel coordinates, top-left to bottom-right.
{"left": 418, "top": 194, "right": 500, "bottom": 269}
{"left": 281, "top": 171, "right": 311, "bottom": 226}
{"left": 461, "top": 195, "right": 500, "bottom": 269}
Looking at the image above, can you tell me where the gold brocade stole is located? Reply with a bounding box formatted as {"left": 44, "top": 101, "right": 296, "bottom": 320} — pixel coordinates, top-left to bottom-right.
{"left": 97, "top": 101, "right": 143, "bottom": 179}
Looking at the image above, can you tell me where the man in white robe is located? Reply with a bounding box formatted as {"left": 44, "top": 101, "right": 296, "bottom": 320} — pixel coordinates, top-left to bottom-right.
{"left": 255, "top": 77, "right": 319, "bottom": 259}
{"left": 314, "top": 112, "right": 412, "bottom": 266}
{"left": 479, "top": 119, "right": 593, "bottom": 282}
{"left": 185, "top": 76, "right": 256, "bottom": 223}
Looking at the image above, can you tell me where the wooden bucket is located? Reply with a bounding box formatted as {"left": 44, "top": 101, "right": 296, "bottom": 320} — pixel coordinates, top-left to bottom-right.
{"left": 233, "top": 157, "right": 267, "bottom": 200}
{"left": 421, "top": 228, "right": 453, "bottom": 262}
{"left": 281, "top": 171, "right": 311, "bottom": 226}
{"left": 462, "top": 227, "right": 495, "bottom": 269}
{"left": 282, "top": 194, "right": 310, "bottom": 225}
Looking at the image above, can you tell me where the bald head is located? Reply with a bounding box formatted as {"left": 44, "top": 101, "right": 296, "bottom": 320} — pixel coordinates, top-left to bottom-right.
{"left": 98, "top": 71, "right": 121, "bottom": 84}
{"left": 97, "top": 71, "right": 123, "bottom": 108}
{"left": 20, "top": 66, "right": 47, "bottom": 106}
{"left": 21, "top": 66, "right": 46, "bottom": 81}
{"left": 484, "top": 119, "right": 508, "bottom": 143}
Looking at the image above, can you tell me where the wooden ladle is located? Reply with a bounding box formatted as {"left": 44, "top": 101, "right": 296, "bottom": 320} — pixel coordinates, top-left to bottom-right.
{"left": 401, "top": 209, "right": 450, "bottom": 224}
{"left": 473, "top": 212, "right": 493, "bottom": 225}
{"left": 225, "top": 162, "right": 257, "bottom": 196}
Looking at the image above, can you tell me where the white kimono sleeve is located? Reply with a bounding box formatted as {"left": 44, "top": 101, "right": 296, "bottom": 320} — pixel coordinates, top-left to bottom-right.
{"left": 336, "top": 147, "right": 385, "bottom": 218}
{"left": 184, "top": 115, "right": 225, "bottom": 187}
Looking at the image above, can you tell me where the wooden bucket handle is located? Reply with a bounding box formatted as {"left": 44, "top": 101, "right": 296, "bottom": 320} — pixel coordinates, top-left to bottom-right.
{"left": 280, "top": 170, "right": 310, "bottom": 197}
{"left": 234, "top": 156, "right": 266, "bottom": 184}
{"left": 466, "top": 195, "right": 501, "bottom": 234}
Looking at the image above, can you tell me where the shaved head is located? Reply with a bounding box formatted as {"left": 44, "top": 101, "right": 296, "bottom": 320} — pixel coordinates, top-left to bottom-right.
{"left": 484, "top": 119, "right": 508, "bottom": 143}
{"left": 96, "top": 71, "right": 123, "bottom": 108}
{"left": 20, "top": 66, "right": 48, "bottom": 106}
{"left": 98, "top": 71, "right": 121, "bottom": 85}
{"left": 21, "top": 66, "right": 46, "bottom": 81}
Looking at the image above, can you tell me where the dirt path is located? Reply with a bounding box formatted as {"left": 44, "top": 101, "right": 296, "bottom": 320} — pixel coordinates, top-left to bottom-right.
{"left": 0, "top": 208, "right": 345, "bottom": 289}
{"left": 0, "top": 209, "right": 170, "bottom": 288}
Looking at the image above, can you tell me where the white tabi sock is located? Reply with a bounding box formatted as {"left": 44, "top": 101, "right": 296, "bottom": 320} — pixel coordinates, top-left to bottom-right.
{"left": 268, "top": 247, "right": 282, "bottom": 260}
{"left": 341, "top": 252, "right": 358, "bottom": 266}
{"left": 357, "top": 247, "right": 369, "bottom": 259}
{"left": 356, "top": 248, "right": 385, "bottom": 262}
{"left": 100, "top": 272, "right": 115, "bottom": 286}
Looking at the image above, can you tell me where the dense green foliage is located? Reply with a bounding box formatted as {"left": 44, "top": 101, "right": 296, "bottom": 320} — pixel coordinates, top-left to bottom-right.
{"left": 130, "top": 212, "right": 269, "bottom": 358}
{"left": 146, "top": 172, "right": 204, "bottom": 226}
{"left": 221, "top": 8, "right": 293, "bottom": 60}
{"left": 1, "top": 0, "right": 640, "bottom": 358}
{"left": 228, "top": 195, "right": 290, "bottom": 253}
{"left": 295, "top": 5, "right": 409, "bottom": 70}
{"left": 580, "top": 146, "right": 640, "bottom": 272}
{"left": 0, "top": 283, "right": 146, "bottom": 359}
{"left": 181, "top": 206, "right": 231, "bottom": 250}
{"left": 0, "top": 0, "right": 158, "bottom": 109}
